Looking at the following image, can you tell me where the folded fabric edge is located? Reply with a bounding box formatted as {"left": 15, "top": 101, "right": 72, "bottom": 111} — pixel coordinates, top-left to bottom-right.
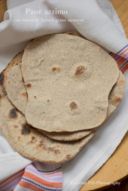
{"left": 110, "top": 44, "right": 128, "bottom": 73}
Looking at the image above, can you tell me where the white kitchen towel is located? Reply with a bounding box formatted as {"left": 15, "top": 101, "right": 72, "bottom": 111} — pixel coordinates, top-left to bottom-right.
{"left": 0, "top": 137, "right": 30, "bottom": 182}
{"left": 0, "top": 1, "right": 128, "bottom": 191}
{"left": 0, "top": 0, "right": 127, "bottom": 52}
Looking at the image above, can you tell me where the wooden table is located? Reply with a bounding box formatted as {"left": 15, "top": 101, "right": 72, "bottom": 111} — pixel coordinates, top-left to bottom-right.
{"left": 112, "top": 0, "right": 128, "bottom": 37}
{"left": 0, "top": 0, "right": 128, "bottom": 190}
{"left": 0, "top": 0, "right": 6, "bottom": 21}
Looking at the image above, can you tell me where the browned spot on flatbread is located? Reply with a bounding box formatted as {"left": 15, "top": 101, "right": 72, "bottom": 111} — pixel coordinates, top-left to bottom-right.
{"left": 0, "top": 73, "right": 4, "bottom": 86}
{"left": 66, "top": 154, "right": 72, "bottom": 160}
{"left": 9, "top": 108, "right": 18, "bottom": 119}
{"left": 54, "top": 149, "right": 60, "bottom": 154}
{"left": 32, "top": 136, "right": 36, "bottom": 140}
{"left": 30, "top": 136, "right": 36, "bottom": 143}
{"left": 21, "top": 92, "right": 27, "bottom": 97}
{"left": 75, "top": 65, "right": 86, "bottom": 76}
{"left": 21, "top": 124, "right": 31, "bottom": 135}
{"left": 112, "top": 96, "right": 121, "bottom": 105}
{"left": 38, "top": 140, "right": 60, "bottom": 154}
{"left": 70, "top": 101, "right": 78, "bottom": 110}
{"left": 118, "top": 80, "right": 124, "bottom": 85}
{"left": 26, "top": 83, "right": 32, "bottom": 88}
{"left": 47, "top": 147, "right": 60, "bottom": 154}
{"left": 38, "top": 140, "right": 43, "bottom": 147}
{"left": 52, "top": 66, "right": 61, "bottom": 72}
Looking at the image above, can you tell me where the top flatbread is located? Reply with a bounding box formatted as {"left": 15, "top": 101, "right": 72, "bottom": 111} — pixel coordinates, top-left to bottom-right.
{"left": 0, "top": 84, "right": 94, "bottom": 164}
{"left": 21, "top": 34, "right": 119, "bottom": 132}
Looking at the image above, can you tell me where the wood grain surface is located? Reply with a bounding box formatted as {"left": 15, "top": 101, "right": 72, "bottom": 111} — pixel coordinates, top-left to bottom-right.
{"left": 0, "top": 0, "right": 128, "bottom": 191}
{"left": 82, "top": 134, "right": 128, "bottom": 191}
{"left": 112, "top": 0, "right": 128, "bottom": 37}
{"left": 0, "top": 0, "right": 6, "bottom": 21}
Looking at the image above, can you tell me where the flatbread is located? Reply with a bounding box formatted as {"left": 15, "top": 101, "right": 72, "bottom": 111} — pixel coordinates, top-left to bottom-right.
{"left": 4, "top": 52, "right": 27, "bottom": 114}
{"left": 42, "top": 130, "right": 93, "bottom": 142}
{"left": 0, "top": 84, "right": 94, "bottom": 164}
{"left": 21, "top": 34, "right": 119, "bottom": 132}
{"left": 108, "top": 71, "right": 125, "bottom": 116}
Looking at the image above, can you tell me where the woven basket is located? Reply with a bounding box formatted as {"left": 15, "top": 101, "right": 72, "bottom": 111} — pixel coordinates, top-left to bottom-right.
{"left": 0, "top": 0, "right": 7, "bottom": 21}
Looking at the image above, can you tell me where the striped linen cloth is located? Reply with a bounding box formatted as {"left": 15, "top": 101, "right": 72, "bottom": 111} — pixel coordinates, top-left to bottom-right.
{"left": 0, "top": 164, "right": 63, "bottom": 191}
{"left": 112, "top": 45, "right": 128, "bottom": 73}
{"left": 0, "top": 45, "right": 127, "bottom": 191}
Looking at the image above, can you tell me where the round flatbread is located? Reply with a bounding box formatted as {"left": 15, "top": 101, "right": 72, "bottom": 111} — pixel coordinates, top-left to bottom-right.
{"left": 42, "top": 130, "right": 93, "bottom": 142}
{"left": 0, "top": 84, "right": 94, "bottom": 164}
{"left": 4, "top": 52, "right": 27, "bottom": 114}
{"left": 108, "top": 71, "right": 125, "bottom": 116}
{"left": 21, "top": 34, "right": 119, "bottom": 132}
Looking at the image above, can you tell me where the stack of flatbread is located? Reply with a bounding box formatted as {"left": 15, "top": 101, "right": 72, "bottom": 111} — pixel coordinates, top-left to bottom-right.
{"left": 0, "top": 34, "right": 125, "bottom": 165}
